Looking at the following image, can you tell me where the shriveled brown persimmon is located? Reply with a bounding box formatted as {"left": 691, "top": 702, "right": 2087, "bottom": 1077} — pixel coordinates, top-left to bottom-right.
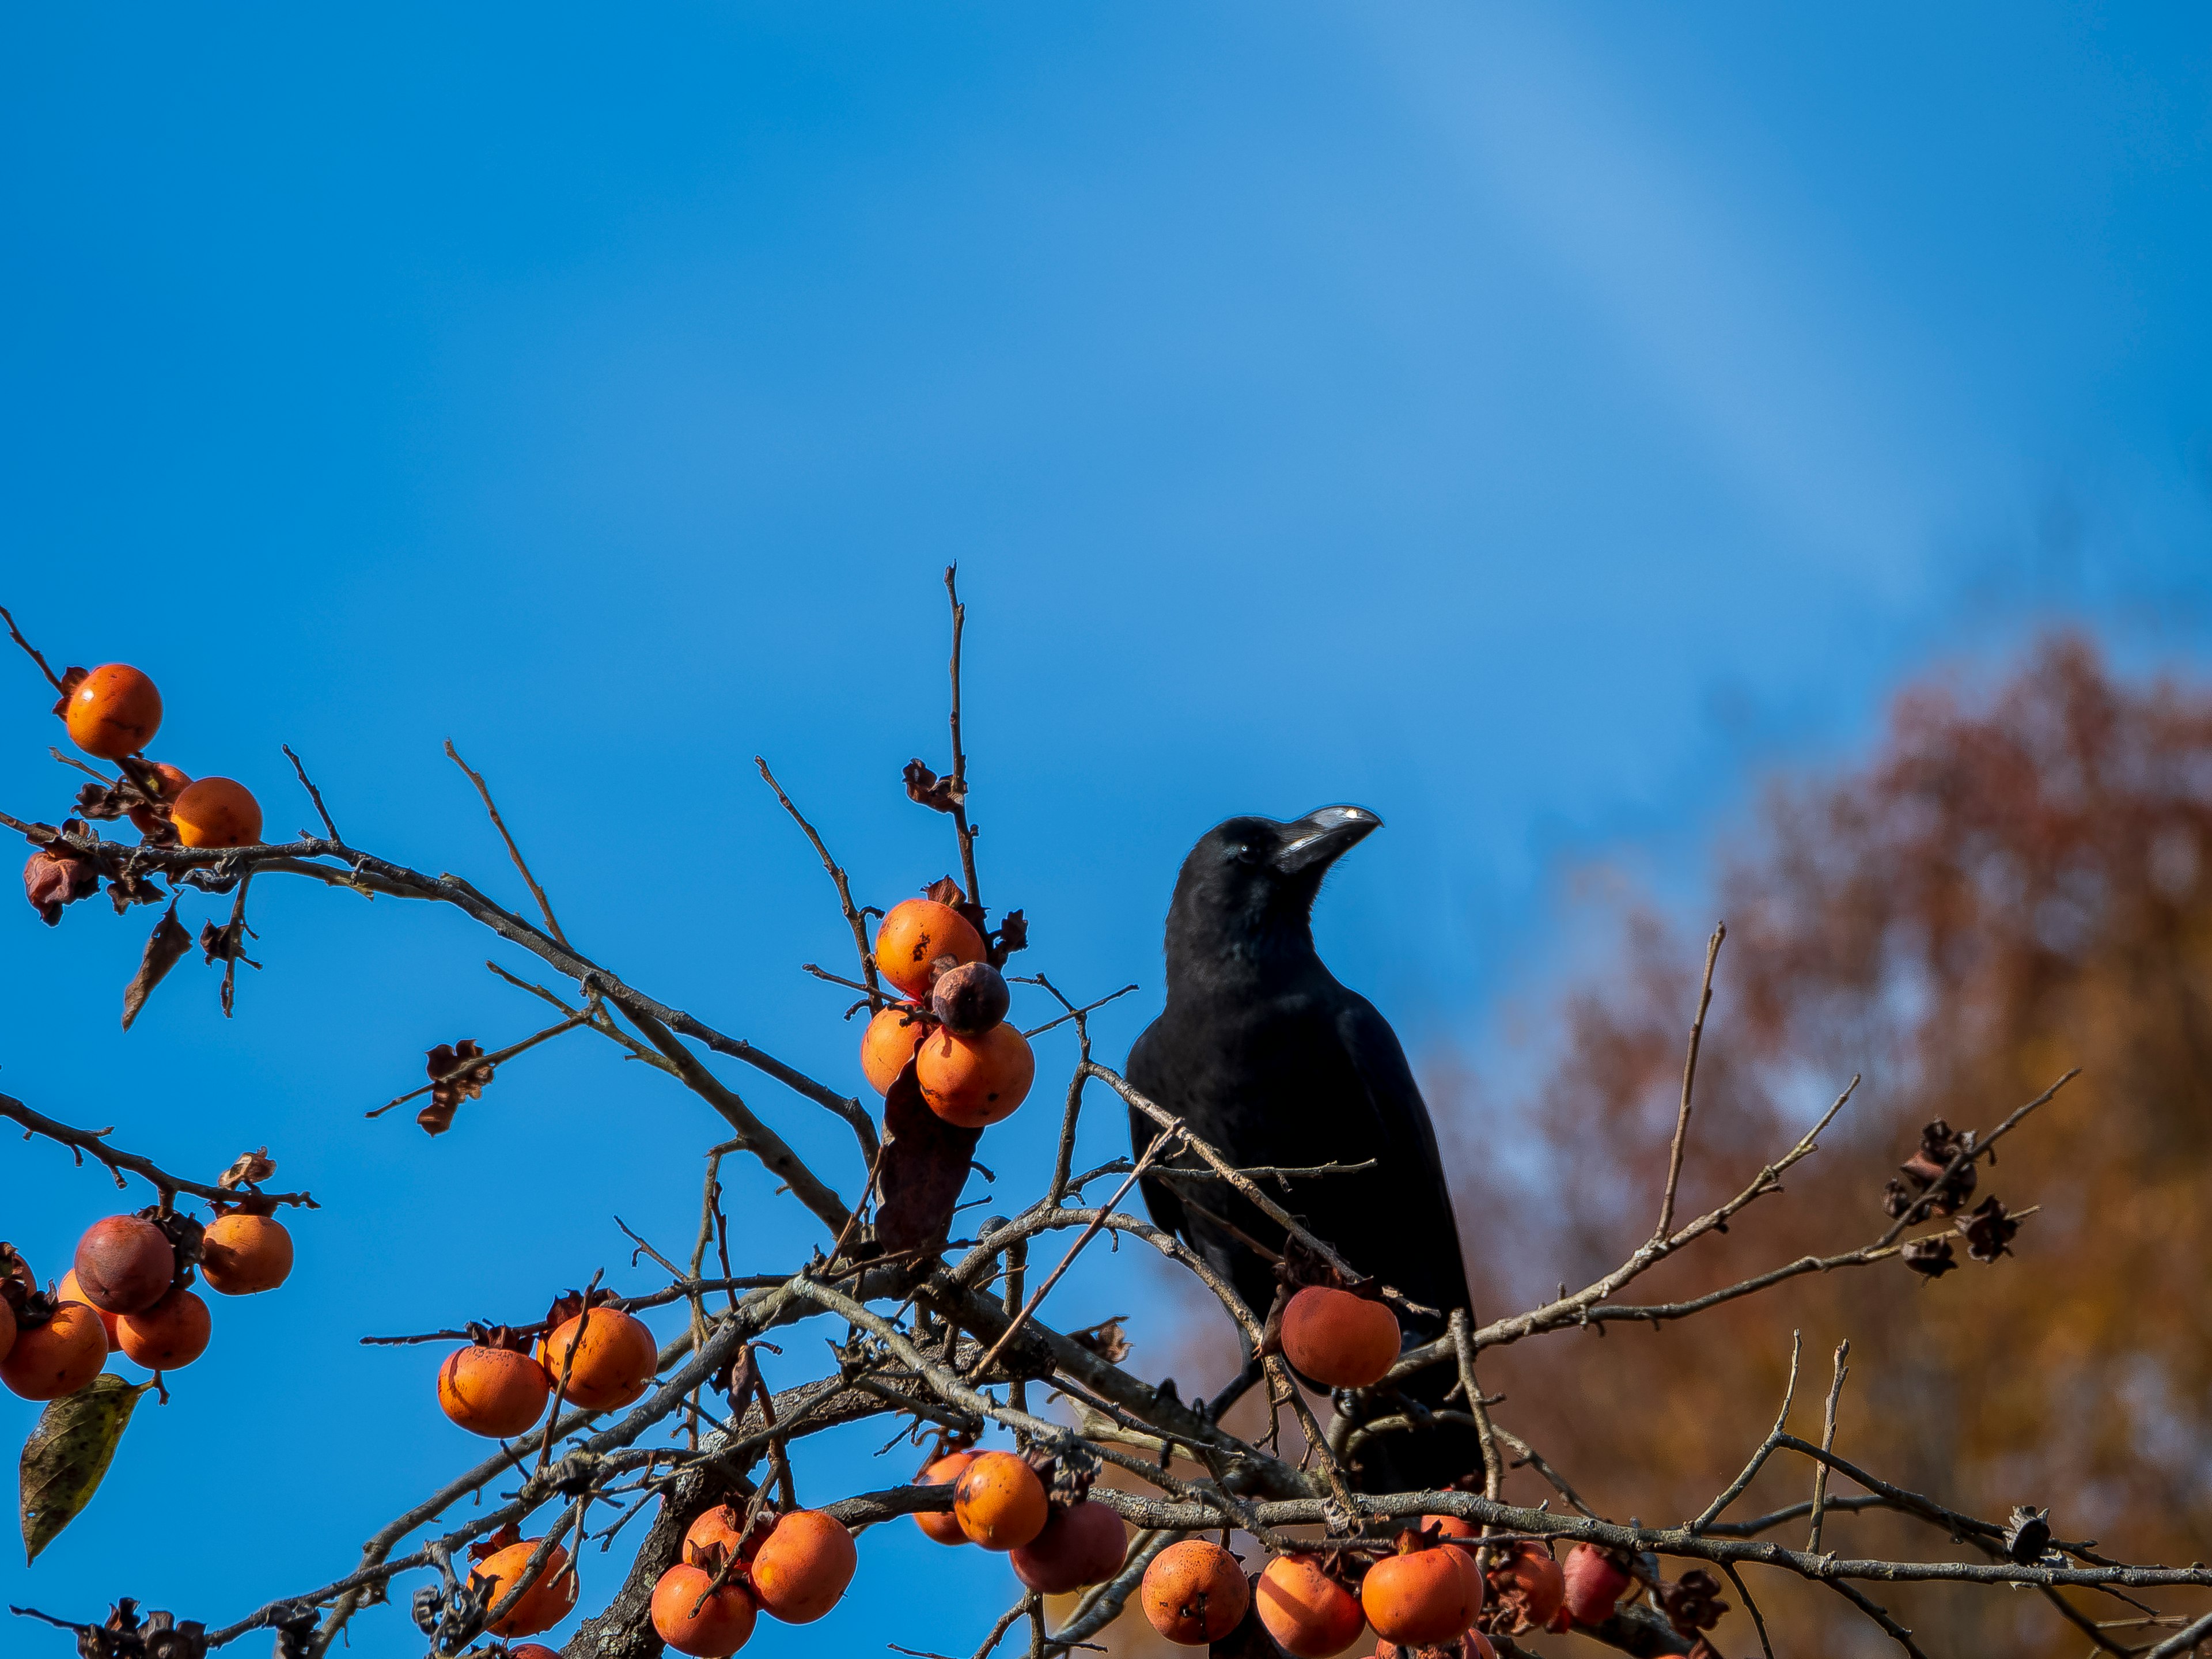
{"left": 873, "top": 898, "right": 985, "bottom": 1000}
{"left": 55, "top": 1270, "right": 121, "bottom": 1345}
{"left": 438, "top": 1343, "right": 551, "bottom": 1438}
{"left": 1010, "top": 1499, "right": 1127, "bottom": 1593}
{"left": 748, "top": 1509, "right": 856, "bottom": 1623}
{"left": 916, "top": 1022, "right": 1035, "bottom": 1128}
{"left": 1256, "top": 1552, "right": 1365, "bottom": 1657}
{"left": 128, "top": 762, "right": 192, "bottom": 834}
{"left": 1361, "top": 1532, "right": 1480, "bottom": 1645}
{"left": 651, "top": 1560, "right": 756, "bottom": 1656}
{"left": 65, "top": 665, "right": 162, "bottom": 760}
{"left": 72, "top": 1215, "right": 176, "bottom": 1315}
{"left": 539, "top": 1305, "right": 657, "bottom": 1410}
{"left": 859, "top": 1005, "right": 929, "bottom": 1095}
{"left": 199, "top": 1211, "right": 293, "bottom": 1294}
{"left": 952, "top": 1449, "right": 1048, "bottom": 1550}
{"left": 116, "top": 1285, "right": 210, "bottom": 1370}
{"left": 1484, "top": 1539, "right": 1565, "bottom": 1632}
{"left": 1141, "top": 1538, "right": 1250, "bottom": 1643}
{"left": 0, "top": 1301, "right": 108, "bottom": 1400}
{"left": 1279, "top": 1285, "right": 1400, "bottom": 1388}
{"left": 0, "top": 1297, "right": 14, "bottom": 1365}
{"left": 912, "top": 1449, "right": 977, "bottom": 1544}
{"left": 474, "top": 1539, "right": 578, "bottom": 1637}
{"left": 171, "top": 777, "right": 263, "bottom": 849}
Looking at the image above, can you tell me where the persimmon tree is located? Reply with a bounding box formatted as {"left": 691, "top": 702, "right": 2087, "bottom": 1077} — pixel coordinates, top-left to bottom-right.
{"left": 0, "top": 586, "right": 2205, "bottom": 1659}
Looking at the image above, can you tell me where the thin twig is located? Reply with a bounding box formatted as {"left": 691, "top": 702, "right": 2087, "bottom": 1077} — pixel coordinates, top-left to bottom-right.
{"left": 1692, "top": 1331, "right": 1802, "bottom": 1534}
{"left": 1808, "top": 1339, "right": 1851, "bottom": 1554}
{"left": 281, "top": 745, "right": 343, "bottom": 842}
{"left": 0, "top": 604, "right": 65, "bottom": 692}
{"left": 445, "top": 738, "right": 570, "bottom": 947}
{"left": 1655, "top": 922, "right": 1724, "bottom": 1240}
{"left": 757, "top": 755, "right": 884, "bottom": 1006}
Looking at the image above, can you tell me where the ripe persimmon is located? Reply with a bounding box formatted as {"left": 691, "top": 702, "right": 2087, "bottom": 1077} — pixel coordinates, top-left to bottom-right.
{"left": 116, "top": 1286, "right": 210, "bottom": 1370}
{"left": 952, "top": 1449, "right": 1048, "bottom": 1550}
{"left": 0, "top": 1301, "right": 108, "bottom": 1400}
{"left": 540, "top": 1306, "right": 658, "bottom": 1410}
{"left": 685, "top": 1503, "right": 767, "bottom": 1565}
{"left": 55, "top": 1270, "right": 122, "bottom": 1345}
{"left": 439, "top": 1343, "right": 551, "bottom": 1438}
{"left": 1010, "top": 1499, "right": 1127, "bottom": 1593}
{"left": 171, "top": 777, "right": 262, "bottom": 849}
{"left": 199, "top": 1212, "right": 293, "bottom": 1294}
{"left": 1279, "top": 1285, "right": 1400, "bottom": 1388}
{"left": 931, "top": 960, "right": 1009, "bottom": 1036}
{"left": 1141, "top": 1538, "right": 1250, "bottom": 1643}
{"left": 652, "top": 1560, "right": 757, "bottom": 1656}
{"left": 1560, "top": 1543, "right": 1632, "bottom": 1624}
{"left": 859, "top": 1005, "right": 928, "bottom": 1095}
{"left": 916, "top": 1022, "right": 1035, "bottom": 1128}
{"left": 72, "top": 1215, "right": 175, "bottom": 1315}
{"left": 1256, "top": 1553, "right": 1365, "bottom": 1657}
{"left": 1361, "top": 1532, "right": 1480, "bottom": 1645}
{"left": 873, "top": 899, "right": 984, "bottom": 1000}
{"left": 749, "top": 1509, "right": 856, "bottom": 1623}
{"left": 128, "top": 763, "right": 192, "bottom": 834}
{"left": 0, "top": 1297, "right": 13, "bottom": 1365}
{"left": 475, "top": 1539, "right": 579, "bottom": 1637}
{"left": 65, "top": 665, "right": 162, "bottom": 760}
{"left": 912, "top": 1450, "right": 977, "bottom": 1544}
{"left": 507, "top": 1649, "right": 562, "bottom": 1659}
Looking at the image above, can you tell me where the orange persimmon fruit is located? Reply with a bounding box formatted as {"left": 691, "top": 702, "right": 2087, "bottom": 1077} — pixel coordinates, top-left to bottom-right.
{"left": 873, "top": 899, "right": 984, "bottom": 1000}
{"left": 1256, "top": 1553, "right": 1365, "bottom": 1657}
{"left": 685, "top": 1503, "right": 767, "bottom": 1565}
{"left": 540, "top": 1306, "right": 657, "bottom": 1410}
{"left": 1362, "top": 1532, "right": 1481, "bottom": 1645}
{"left": 912, "top": 1450, "right": 977, "bottom": 1544}
{"left": 171, "top": 777, "right": 263, "bottom": 849}
{"left": 651, "top": 1560, "right": 757, "bottom": 1656}
{"left": 439, "top": 1343, "right": 551, "bottom": 1438}
{"left": 952, "top": 1449, "right": 1048, "bottom": 1551}
{"left": 65, "top": 665, "right": 162, "bottom": 760}
{"left": 55, "top": 1270, "right": 121, "bottom": 1345}
{"left": 859, "top": 1005, "right": 929, "bottom": 1095}
{"left": 748, "top": 1509, "right": 856, "bottom": 1623}
{"left": 1141, "top": 1538, "right": 1250, "bottom": 1644}
{"left": 116, "top": 1285, "right": 210, "bottom": 1370}
{"left": 0, "top": 1301, "right": 109, "bottom": 1400}
{"left": 915, "top": 1022, "right": 1035, "bottom": 1128}
{"left": 199, "top": 1211, "right": 293, "bottom": 1294}
{"left": 475, "top": 1539, "right": 578, "bottom": 1638}
{"left": 1279, "top": 1285, "right": 1400, "bottom": 1388}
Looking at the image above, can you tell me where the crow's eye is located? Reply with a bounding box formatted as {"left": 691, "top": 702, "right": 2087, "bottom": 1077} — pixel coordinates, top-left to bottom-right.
{"left": 1224, "top": 843, "right": 1263, "bottom": 867}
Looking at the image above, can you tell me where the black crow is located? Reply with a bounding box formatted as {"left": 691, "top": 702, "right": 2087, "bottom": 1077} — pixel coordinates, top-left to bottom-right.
{"left": 1126, "top": 806, "right": 1480, "bottom": 1494}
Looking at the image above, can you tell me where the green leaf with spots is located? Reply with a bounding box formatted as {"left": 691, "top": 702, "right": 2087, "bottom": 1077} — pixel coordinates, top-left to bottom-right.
{"left": 20, "top": 1373, "right": 149, "bottom": 1562}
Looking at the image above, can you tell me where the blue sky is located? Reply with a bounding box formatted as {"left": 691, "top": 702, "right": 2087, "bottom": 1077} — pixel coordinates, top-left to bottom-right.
{"left": 2, "top": 5, "right": 2209, "bottom": 1652}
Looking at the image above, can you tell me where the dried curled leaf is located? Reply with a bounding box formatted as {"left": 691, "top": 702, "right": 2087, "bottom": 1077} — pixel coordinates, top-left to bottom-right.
{"left": 1886, "top": 1119, "right": 1978, "bottom": 1219}
{"left": 874, "top": 1059, "right": 981, "bottom": 1256}
{"left": 46, "top": 1600, "right": 207, "bottom": 1659}
{"left": 904, "top": 760, "right": 965, "bottom": 814}
{"left": 2004, "top": 1503, "right": 2053, "bottom": 1563}
{"left": 21, "top": 1373, "right": 150, "bottom": 1562}
{"left": 24, "top": 825, "right": 102, "bottom": 925}
{"left": 988, "top": 907, "right": 1028, "bottom": 964}
{"left": 217, "top": 1147, "right": 277, "bottom": 1190}
{"left": 418, "top": 1039, "right": 494, "bottom": 1137}
{"left": 1957, "top": 1195, "right": 2022, "bottom": 1263}
{"left": 1658, "top": 1568, "right": 1728, "bottom": 1635}
{"left": 1901, "top": 1236, "right": 1959, "bottom": 1279}
{"left": 121, "top": 906, "right": 193, "bottom": 1031}
{"left": 1068, "top": 1316, "right": 1130, "bottom": 1365}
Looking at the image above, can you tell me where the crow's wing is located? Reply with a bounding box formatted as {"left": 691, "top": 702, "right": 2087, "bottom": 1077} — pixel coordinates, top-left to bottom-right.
{"left": 1123, "top": 1016, "right": 1188, "bottom": 1241}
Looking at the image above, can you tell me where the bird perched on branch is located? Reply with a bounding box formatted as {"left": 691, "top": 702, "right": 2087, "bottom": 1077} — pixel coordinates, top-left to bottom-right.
{"left": 1126, "top": 805, "right": 1480, "bottom": 1494}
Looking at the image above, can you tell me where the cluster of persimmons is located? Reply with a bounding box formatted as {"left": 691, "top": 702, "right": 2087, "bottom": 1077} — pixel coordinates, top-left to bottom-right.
{"left": 859, "top": 896, "right": 1035, "bottom": 1125}
{"left": 52, "top": 662, "right": 264, "bottom": 850}
{"left": 0, "top": 1206, "right": 293, "bottom": 1399}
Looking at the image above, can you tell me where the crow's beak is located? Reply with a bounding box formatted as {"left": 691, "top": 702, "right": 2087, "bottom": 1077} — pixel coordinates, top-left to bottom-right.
{"left": 1273, "top": 804, "right": 1382, "bottom": 876}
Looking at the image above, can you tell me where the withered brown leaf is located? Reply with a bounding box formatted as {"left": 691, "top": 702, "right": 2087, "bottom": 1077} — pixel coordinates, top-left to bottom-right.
{"left": 1067, "top": 1316, "right": 1131, "bottom": 1365}
{"left": 217, "top": 1147, "right": 277, "bottom": 1190}
{"left": 1957, "top": 1195, "right": 2022, "bottom": 1263}
{"left": 121, "top": 906, "right": 194, "bottom": 1031}
{"left": 874, "top": 1059, "right": 981, "bottom": 1256}
{"left": 418, "top": 1040, "right": 495, "bottom": 1137}
{"left": 904, "top": 760, "right": 964, "bottom": 814}
{"left": 1901, "top": 1236, "right": 1959, "bottom": 1279}
{"left": 24, "top": 824, "right": 103, "bottom": 925}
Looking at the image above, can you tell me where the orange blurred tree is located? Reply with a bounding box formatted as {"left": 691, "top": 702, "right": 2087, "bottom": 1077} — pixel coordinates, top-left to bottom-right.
{"left": 1463, "top": 634, "right": 2212, "bottom": 1655}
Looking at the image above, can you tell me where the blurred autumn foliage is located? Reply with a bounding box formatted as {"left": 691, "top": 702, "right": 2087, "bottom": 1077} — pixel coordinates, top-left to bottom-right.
{"left": 1453, "top": 634, "right": 2212, "bottom": 1655}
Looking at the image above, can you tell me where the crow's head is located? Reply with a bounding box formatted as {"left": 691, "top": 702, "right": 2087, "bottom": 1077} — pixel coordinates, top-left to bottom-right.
{"left": 1164, "top": 805, "right": 1381, "bottom": 978}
